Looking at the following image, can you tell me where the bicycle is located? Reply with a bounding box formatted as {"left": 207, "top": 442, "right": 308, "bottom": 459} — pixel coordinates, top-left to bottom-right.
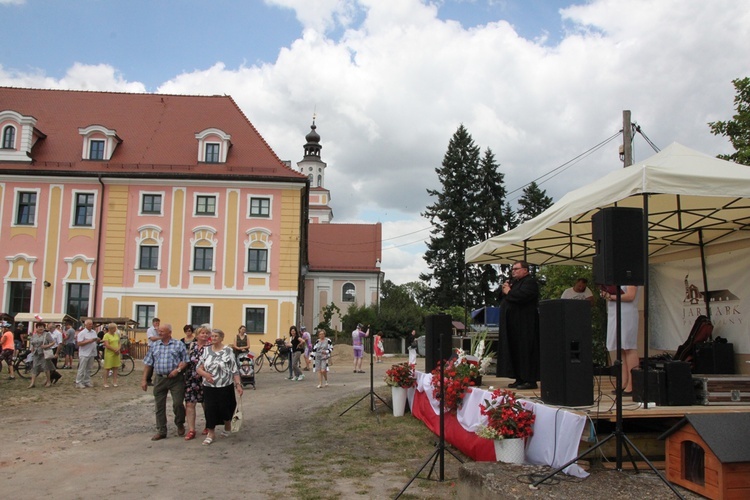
{"left": 93, "top": 336, "right": 135, "bottom": 377}
{"left": 12, "top": 348, "right": 33, "bottom": 379}
{"left": 254, "top": 339, "right": 289, "bottom": 373}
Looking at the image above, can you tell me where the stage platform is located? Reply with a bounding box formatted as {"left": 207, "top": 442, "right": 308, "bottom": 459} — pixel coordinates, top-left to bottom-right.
{"left": 477, "top": 374, "right": 750, "bottom": 462}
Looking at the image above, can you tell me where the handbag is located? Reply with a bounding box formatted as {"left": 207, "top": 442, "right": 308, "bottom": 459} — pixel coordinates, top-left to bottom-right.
{"left": 43, "top": 348, "right": 56, "bottom": 360}
{"left": 230, "top": 394, "right": 243, "bottom": 433}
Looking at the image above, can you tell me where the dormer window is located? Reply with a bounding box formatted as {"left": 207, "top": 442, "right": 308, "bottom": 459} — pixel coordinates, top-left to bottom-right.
{"left": 195, "top": 128, "right": 231, "bottom": 163}
{"left": 89, "top": 140, "right": 105, "bottom": 160}
{"left": 78, "top": 125, "right": 121, "bottom": 161}
{"left": 2, "top": 125, "right": 16, "bottom": 149}
{"left": 205, "top": 143, "right": 220, "bottom": 163}
{"left": 0, "top": 110, "right": 40, "bottom": 162}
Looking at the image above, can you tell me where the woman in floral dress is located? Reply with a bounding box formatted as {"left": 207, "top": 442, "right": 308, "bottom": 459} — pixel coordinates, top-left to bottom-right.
{"left": 183, "top": 326, "right": 210, "bottom": 440}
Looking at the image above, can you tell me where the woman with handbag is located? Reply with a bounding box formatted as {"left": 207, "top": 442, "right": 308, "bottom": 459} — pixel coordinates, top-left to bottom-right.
{"left": 195, "top": 328, "right": 243, "bottom": 446}
{"left": 183, "top": 326, "right": 211, "bottom": 440}
{"left": 28, "top": 322, "right": 54, "bottom": 388}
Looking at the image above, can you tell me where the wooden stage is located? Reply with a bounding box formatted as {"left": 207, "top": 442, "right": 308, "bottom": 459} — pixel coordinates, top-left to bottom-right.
{"left": 480, "top": 375, "right": 750, "bottom": 462}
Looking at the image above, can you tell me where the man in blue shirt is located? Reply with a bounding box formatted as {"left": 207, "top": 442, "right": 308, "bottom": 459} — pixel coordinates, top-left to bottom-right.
{"left": 141, "top": 323, "right": 188, "bottom": 440}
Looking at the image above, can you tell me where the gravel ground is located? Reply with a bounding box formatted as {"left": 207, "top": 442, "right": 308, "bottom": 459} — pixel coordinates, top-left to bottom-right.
{"left": 1, "top": 350, "right": 700, "bottom": 499}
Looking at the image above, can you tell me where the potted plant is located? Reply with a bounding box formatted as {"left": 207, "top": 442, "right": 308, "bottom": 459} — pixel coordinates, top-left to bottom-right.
{"left": 475, "top": 389, "right": 536, "bottom": 463}
{"left": 384, "top": 362, "right": 416, "bottom": 416}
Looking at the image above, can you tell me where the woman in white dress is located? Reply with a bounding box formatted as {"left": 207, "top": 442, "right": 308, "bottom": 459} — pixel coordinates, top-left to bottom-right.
{"left": 602, "top": 285, "right": 641, "bottom": 395}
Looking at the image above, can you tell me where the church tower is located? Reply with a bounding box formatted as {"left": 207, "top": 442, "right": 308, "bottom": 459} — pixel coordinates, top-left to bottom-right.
{"left": 297, "top": 119, "right": 333, "bottom": 223}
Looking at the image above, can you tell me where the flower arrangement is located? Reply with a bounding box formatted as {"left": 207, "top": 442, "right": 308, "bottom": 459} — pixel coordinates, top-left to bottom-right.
{"left": 430, "top": 357, "right": 480, "bottom": 412}
{"left": 475, "top": 389, "right": 535, "bottom": 440}
{"left": 384, "top": 362, "right": 416, "bottom": 389}
{"left": 453, "top": 330, "right": 494, "bottom": 376}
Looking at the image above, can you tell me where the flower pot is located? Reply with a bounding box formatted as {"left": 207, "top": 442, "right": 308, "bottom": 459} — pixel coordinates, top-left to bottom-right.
{"left": 391, "top": 386, "right": 408, "bottom": 417}
{"left": 494, "top": 438, "right": 525, "bottom": 464}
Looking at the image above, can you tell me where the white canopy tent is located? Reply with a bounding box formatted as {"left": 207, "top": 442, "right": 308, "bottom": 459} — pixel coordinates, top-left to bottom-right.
{"left": 466, "top": 142, "right": 750, "bottom": 267}
{"left": 466, "top": 142, "right": 750, "bottom": 360}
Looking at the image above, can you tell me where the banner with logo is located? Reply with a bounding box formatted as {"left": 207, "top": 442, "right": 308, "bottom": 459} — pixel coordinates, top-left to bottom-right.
{"left": 649, "top": 248, "right": 750, "bottom": 354}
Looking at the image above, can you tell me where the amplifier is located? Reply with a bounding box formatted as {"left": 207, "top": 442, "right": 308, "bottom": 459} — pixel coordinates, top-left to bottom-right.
{"left": 694, "top": 342, "right": 735, "bottom": 374}
{"left": 631, "top": 368, "right": 667, "bottom": 405}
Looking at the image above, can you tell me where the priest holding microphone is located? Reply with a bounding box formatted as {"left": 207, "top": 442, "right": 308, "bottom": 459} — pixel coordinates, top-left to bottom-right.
{"left": 497, "top": 260, "right": 540, "bottom": 390}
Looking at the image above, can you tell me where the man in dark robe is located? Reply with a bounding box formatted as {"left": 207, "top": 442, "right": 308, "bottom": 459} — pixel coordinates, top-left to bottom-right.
{"left": 496, "top": 260, "right": 540, "bottom": 390}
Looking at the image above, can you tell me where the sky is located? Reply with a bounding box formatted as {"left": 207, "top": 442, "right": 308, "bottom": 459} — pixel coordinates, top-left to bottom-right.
{"left": 1, "top": 0, "right": 749, "bottom": 285}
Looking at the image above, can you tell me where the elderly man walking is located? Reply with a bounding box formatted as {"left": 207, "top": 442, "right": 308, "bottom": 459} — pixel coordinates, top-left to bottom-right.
{"left": 141, "top": 323, "right": 188, "bottom": 441}
{"left": 75, "top": 319, "right": 99, "bottom": 388}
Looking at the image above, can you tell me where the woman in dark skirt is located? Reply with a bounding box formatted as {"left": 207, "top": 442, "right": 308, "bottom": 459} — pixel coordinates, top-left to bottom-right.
{"left": 196, "top": 328, "right": 243, "bottom": 446}
{"left": 183, "top": 326, "right": 211, "bottom": 440}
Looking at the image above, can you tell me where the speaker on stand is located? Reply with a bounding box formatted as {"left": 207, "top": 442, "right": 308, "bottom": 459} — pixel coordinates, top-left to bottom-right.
{"left": 592, "top": 207, "right": 645, "bottom": 286}
{"left": 539, "top": 299, "right": 593, "bottom": 406}
{"left": 424, "top": 313, "right": 453, "bottom": 373}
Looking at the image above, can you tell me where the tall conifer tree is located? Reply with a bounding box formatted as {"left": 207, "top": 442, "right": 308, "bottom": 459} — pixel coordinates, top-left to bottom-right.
{"left": 421, "top": 125, "right": 481, "bottom": 308}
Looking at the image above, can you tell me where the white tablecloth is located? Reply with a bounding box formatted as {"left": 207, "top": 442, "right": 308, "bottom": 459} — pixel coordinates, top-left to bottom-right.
{"left": 413, "top": 371, "right": 588, "bottom": 477}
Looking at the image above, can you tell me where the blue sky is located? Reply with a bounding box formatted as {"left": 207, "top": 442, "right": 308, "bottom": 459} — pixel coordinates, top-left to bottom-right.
{"left": 1, "top": 0, "right": 748, "bottom": 284}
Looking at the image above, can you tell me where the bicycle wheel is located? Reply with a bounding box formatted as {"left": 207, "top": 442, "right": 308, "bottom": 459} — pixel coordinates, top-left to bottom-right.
{"left": 89, "top": 358, "right": 101, "bottom": 377}
{"left": 119, "top": 355, "right": 135, "bottom": 376}
{"left": 14, "top": 357, "right": 31, "bottom": 379}
{"left": 274, "top": 353, "right": 288, "bottom": 373}
{"left": 254, "top": 354, "right": 264, "bottom": 373}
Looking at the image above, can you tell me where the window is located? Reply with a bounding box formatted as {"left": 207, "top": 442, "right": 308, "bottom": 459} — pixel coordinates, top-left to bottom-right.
{"left": 245, "top": 308, "right": 265, "bottom": 333}
{"left": 66, "top": 283, "right": 90, "bottom": 320}
{"left": 2, "top": 125, "right": 15, "bottom": 149}
{"left": 196, "top": 195, "right": 216, "bottom": 215}
{"left": 342, "top": 283, "right": 356, "bottom": 302}
{"left": 247, "top": 249, "right": 268, "bottom": 272}
{"left": 191, "top": 306, "right": 211, "bottom": 327}
{"left": 89, "top": 140, "right": 105, "bottom": 160}
{"left": 139, "top": 245, "right": 159, "bottom": 270}
{"left": 16, "top": 191, "right": 36, "bottom": 225}
{"left": 74, "top": 193, "right": 95, "bottom": 226}
{"left": 8, "top": 281, "right": 32, "bottom": 317}
{"left": 250, "top": 197, "right": 270, "bottom": 217}
{"left": 141, "top": 194, "right": 162, "bottom": 214}
{"left": 136, "top": 305, "right": 156, "bottom": 328}
{"left": 193, "top": 247, "right": 214, "bottom": 271}
{"left": 205, "top": 143, "right": 220, "bottom": 163}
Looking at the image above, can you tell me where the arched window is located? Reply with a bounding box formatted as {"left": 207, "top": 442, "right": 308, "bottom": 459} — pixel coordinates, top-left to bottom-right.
{"left": 342, "top": 282, "right": 356, "bottom": 302}
{"left": 317, "top": 174, "right": 322, "bottom": 187}
{"left": 2, "top": 125, "right": 16, "bottom": 149}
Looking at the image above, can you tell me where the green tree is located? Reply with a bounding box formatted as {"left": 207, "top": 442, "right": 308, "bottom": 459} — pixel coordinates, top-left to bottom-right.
{"left": 474, "top": 148, "right": 508, "bottom": 306}
{"left": 709, "top": 77, "right": 750, "bottom": 166}
{"left": 315, "top": 302, "right": 342, "bottom": 338}
{"left": 341, "top": 303, "right": 377, "bottom": 342}
{"left": 517, "top": 181, "right": 553, "bottom": 223}
{"left": 421, "top": 125, "right": 483, "bottom": 309}
{"left": 377, "top": 280, "right": 424, "bottom": 338}
{"left": 401, "top": 280, "right": 429, "bottom": 307}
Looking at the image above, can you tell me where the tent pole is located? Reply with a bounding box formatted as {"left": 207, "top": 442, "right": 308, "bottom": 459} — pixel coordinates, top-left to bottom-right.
{"left": 698, "top": 229, "right": 711, "bottom": 321}
{"left": 642, "top": 194, "right": 650, "bottom": 409}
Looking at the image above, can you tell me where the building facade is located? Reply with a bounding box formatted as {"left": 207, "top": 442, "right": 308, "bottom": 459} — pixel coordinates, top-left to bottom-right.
{"left": 0, "top": 87, "right": 307, "bottom": 340}
{"left": 295, "top": 121, "right": 382, "bottom": 332}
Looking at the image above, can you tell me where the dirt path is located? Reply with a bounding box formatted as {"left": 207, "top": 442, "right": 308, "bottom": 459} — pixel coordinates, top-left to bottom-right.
{"left": 1, "top": 349, "right": 392, "bottom": 499}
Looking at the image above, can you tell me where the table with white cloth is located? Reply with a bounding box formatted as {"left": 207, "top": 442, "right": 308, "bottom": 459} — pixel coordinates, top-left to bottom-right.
{"left": 408, "top": 371, "right": 589, "bottom": 478}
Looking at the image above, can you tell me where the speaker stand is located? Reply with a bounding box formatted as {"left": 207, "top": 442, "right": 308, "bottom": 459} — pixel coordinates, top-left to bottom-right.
{"left": 396, "top": 326, "right": 463, "bottom": 499}
{"left": 340, "top": 335, "right": 390, "bottom": 416}
{"left": 530, "top": 287, "right": 685, "bottom": 499}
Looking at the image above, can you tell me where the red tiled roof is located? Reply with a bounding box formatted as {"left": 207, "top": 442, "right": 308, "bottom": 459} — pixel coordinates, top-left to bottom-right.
{"left": 308, "top": 223, "right": 382, "bottom": 272}
{"left": 0, "top": 87, "right": 306, "bottom": 180}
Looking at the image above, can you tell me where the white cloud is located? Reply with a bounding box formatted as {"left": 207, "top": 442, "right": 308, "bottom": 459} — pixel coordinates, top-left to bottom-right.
{"left": 2, "top": 0, "right": 747, "bottom": 285}
{"left": 0, "top": 0, "right": 25, "bottom": 5}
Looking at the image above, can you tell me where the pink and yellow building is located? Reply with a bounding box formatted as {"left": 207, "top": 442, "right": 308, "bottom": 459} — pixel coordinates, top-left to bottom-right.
{"left": 0, "top": 87, "right": 307, "bottom": 340}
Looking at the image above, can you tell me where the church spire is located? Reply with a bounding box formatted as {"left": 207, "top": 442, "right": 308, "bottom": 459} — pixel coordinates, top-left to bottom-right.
{"left": 303, "top": 116, "right": 322, "bottom": 159}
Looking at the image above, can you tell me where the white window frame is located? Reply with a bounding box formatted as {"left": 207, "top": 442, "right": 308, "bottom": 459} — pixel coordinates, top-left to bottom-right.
{"left": 12, "top": 187, "right": 41, "bottom": 227}
{"left": 69, "top": 189, "right": 98, "bottom": 228}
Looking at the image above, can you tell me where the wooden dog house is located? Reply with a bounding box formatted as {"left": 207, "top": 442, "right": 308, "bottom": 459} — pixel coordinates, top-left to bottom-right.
{"left": 660, "top": 413, "right": 750, "bottom": 499}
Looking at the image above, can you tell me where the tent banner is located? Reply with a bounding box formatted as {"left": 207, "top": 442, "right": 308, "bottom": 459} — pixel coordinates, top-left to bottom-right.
{"left": 649, "top": 248, "right": 750, "bottom": 354}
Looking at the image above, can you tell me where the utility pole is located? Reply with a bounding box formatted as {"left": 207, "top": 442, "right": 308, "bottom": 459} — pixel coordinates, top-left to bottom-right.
{"left": 622, "top": 110, "right": 633, "bottom": 167}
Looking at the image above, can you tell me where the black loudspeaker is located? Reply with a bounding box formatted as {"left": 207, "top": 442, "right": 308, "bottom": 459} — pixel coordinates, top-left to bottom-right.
{"left": 424, "top": 314, "right": 453, "bottom": 372}
{"left": 592, "top": 207, "right": 645, "bottom": 285}
{"left": 539, "top": 300, "right": 593, "bottom": 406}
{"left": 631, "top": 368, "right": 668, "bottom": 405}
{"left": 695, "top": 342, "right": 735, "bottom": 374}
{"left": 663, "top": 361, "right": 696, "bottom": 406}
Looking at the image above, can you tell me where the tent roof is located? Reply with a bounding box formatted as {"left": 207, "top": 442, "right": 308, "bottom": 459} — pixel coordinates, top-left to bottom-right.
{"left": 14, "top": 313, "right": 76, "bottom": 324}
{"left": 466, "top": 143, "right": 750, "bottom": 266}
